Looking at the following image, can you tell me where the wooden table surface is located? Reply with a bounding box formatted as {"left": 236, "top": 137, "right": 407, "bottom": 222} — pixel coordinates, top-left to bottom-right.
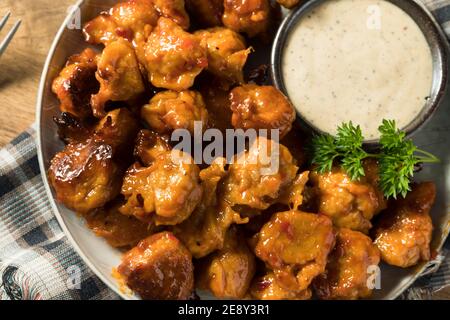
{"left": 0, "top": 0, "right": 74, "bottom": 147}
{"left": 0, "top": 0, "right": 449, "bottom": 300}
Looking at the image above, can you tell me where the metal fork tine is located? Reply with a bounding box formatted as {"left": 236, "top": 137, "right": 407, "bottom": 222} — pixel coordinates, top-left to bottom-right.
{"left": 0, "top": 12, "right": 11, "bottom": 31}
{"left": 0, "top": 19, "right": 21, "bottom": 57}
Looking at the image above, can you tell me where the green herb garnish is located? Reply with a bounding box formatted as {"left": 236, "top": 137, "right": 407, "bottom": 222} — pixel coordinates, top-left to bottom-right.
{"left": 310, "top": 120, "right": 440, "bottom": 199}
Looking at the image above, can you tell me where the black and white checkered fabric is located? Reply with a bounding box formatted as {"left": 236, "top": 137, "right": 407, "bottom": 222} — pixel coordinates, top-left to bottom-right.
{"left": 1, "top": 0, "right": 450, "bottom": 300}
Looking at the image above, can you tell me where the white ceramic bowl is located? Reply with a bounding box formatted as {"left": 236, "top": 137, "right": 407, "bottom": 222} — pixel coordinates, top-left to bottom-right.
{"left": 36, "top": 0, "right": 450, "bottom": 300}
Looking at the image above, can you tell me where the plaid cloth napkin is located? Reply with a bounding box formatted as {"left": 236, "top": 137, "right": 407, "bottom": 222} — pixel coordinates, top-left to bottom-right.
{"left": 1, "top": 0, "right": 450, "bottom": 300}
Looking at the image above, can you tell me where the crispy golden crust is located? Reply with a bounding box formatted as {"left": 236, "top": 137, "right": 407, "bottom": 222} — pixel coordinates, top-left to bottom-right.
{"left": 118, "top": 232, "right": 194, "bottom": 300}
{"left": 313, "top": 228, "right": 380, "bottom": 300}
{"left": 84, "top": 199, "right": 153, "bottom": 248}
{"left": 51, "top": 48, "right": 99, "bottom": 119}
{"left": 254, "top": 210, "right": 335, "bottom": 292}
{"left": 120, "top": 152, "right": 203, "bottom": 226}
{"left": 91, "top": 39, "right": 145, "bottom": 118}
{"left": 174, "top": 158, "right": 249, "bottom": 258}
{"left": 372, "top": 182, "right": 435, "bottom": 268}
{"left": 310, "top": 160, "right": 386, "bottom": 234}
{"left": 230, "top": 85, "right": 296, "bottom": 138}
{"left": 222, "top": 0, "right": 271, "bottom": 37}
{"left": 83, "top": 0, "right": 189, "bottom": 46}
{"left": 222, "top": 137, "right": 298, "bottom": 210}
{"left": 250, "top": 272, "right": 311, "bottom": 300}
{"left": 48, "top": 109, "right": 139, "bottom": 214}
{"left": 48, "top": 139, "right": 123, "bottom": 213}
{"left": 195, "top": 27, "right": 250, "bottom": 84}
{"left": 144, "top": 18, "right": 208, "bottom": 90}
{"left": 141, "top": 90, "right": 209, "bottom": 134}
{"left": 196, "top": 228, "right": 255, "bottom": 298}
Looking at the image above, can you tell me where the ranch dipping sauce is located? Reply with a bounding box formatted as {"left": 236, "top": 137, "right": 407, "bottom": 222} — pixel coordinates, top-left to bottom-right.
{"left": 282, "top": 0, "right": 433, "bottom": 139}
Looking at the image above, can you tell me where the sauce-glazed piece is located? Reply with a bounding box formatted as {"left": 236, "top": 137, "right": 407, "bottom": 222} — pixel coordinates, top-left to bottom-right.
{"left": 313, "top": 228, "right": 380, "bottom": 300}
{"left": 254, "top": 210, "right": 335, "bottom": 292}
{"left": 144, "top": 17, "right": 208, "bottom": 91}
{"left": 229, "top": 85, "right": 296, "bottom": 138}
{"left": 250, "top": 272, "right": 311, "bottom": 300}
{"left": 195, "top": 27, "right": 251, "bottom": 84}
{"left": 52, "top": 48, "right": 99, "bottom": 119}
{"left": 141, "top": 90, "right": 209, "bottom": 134}
{"left": 133, "top": 129, "right": 171, "bottom": 167}
{"left": 372, "top": 182, "right": 435, "bottom": 268}
{"left": 222, "top": 0, "right": 272, "bottom": 38}
{"left": 117, "top": 232, "right": 194, "bottom": 300}
{"left": 223, "top": 137, "right": 298, "bottom": 210}
{"left": 83, "top": 0, "right": 190, "bottom": 46}
{"left": 174, "top": 158, "right": 249, "bottom": 258}
{"left": 310, "top": 160, "right": 386, "bottom": 234}
{"left": 197, "top": 228, "right": 255, "bottom": 298}
{"left": 91, "top": 39, "right": 145, "bottom": 118}
{"left": 48, "top": 139, "right": 123, "bottom": 214}
{"left": 84, "top": 199, "right": 152, "bottom": 248}
{"left": 120, "top": 150, "right": 203, "bottom": 226}
{"left": 48, "top": 108, "right": 140, "bottom": 214}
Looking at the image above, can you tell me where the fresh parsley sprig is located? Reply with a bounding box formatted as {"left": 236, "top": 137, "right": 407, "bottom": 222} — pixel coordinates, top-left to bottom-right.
{"left": 310, "top": 120, "right": 439, "bottom": 199}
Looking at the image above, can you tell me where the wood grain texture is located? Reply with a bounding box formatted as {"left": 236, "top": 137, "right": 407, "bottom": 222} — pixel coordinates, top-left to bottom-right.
{"left": 0, "top": 0, "right": 449, "bottom": 300}
{"left": 0, "top": 0, "right": 74, "bottom": 147}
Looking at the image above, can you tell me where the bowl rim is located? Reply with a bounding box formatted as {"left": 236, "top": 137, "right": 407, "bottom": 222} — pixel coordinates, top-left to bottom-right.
{"left": 35, "top": 0, "right": 449, "bottom": 301}
{"left": 271, "top": 0, "right": 450, "bottom": 146}
{"left": 35, "top": 0, "right": 129, "bottom": 300}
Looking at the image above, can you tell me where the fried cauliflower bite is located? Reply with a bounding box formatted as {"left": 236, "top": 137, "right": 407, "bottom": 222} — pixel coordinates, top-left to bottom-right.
{"left": 144, "top": 18, "right": 208, "bottom": 91}
{"left": 48, "top": 108, "right": 140, "bottom": 214}
{"left": 174, "top": 158, "right": 248, "bottom": 258}
{"left": 250, "top": 272, "right": 311, "bottom": 300}
{"left": 313, "top": 228, "right": 380, "bottom": 300}
{"left": 48, "top": 139, "right": 123, "bottom": 214}
{"left": 52, "top": 48, "right": 99, "bottom": 120}
{"left": 152, "top": 0, "right": 190, "bottom": 30}
{"left": 277, "top": 0, "right": 302, "bottom": 9}
{"left": 141, "top": 90, "right": 209, "bottom": 134}
{"left": 222, "top": 0, "right": 271, "bottom": 38}
{"left": 94, "top": 108, "right": 141, "bottom": 156}
{"left": 91, "top": 39, "right": 145, "bottom": 118}
{"left": 133, "top": 129, "right": 172, "bottom": 167}
{"left": 84, "top": 199, "right": 152, "bottom": 248}
{"left": 186, "top": 0, "right": 224, "bottom": 27}
{"left": 117, "top": 232, "right": 194, "bottom": 300}
{"left": 310, "top": 161, "right": 386, "bottom": 234}
{"left": 53, "top": 112, "right": 93, "bottom": 145}
{"left": 120, "top": 151, "right": 203, "bottom": 226}
{"left": 254, "top": 210, "right": 335, "bottom": 292}
{"left": 195, "top": 28, "right": 250, "bottom": 84}
{"left": 372, "top": 182, "right": 435, "bottom": 268}
{"left": 83, "top": 0, "right": 157, "bottom": 46}
{"left": 223, "top": 137, "right": 298, "bottom": 211}
{"left": 196, "top": 228, "right": 255, "bottom": 298}
{"left": 230, "top": 85, "right": 296, "bottom": 139}
{"left": 83, "top": 0, "right": 190, "bottom": 45}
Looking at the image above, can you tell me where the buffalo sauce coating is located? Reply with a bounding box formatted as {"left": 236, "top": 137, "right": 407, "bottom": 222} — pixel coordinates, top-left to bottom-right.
{"left": 372, "top": 182, "right": 435, "bottom": 268}
{"left": 310, "top": 159, "right": 387, "bottom": 234}
{"left": 254, "top": 210, "right": 335, "bottom": 292}
{"left": 313, "top": 228, "right": 380, "bottom": 300}
{"left": 117, "top": 232, "right": 194, "bottom": 300}
{"left": 230, "top": 84, "right": 296, "bottom": 139}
